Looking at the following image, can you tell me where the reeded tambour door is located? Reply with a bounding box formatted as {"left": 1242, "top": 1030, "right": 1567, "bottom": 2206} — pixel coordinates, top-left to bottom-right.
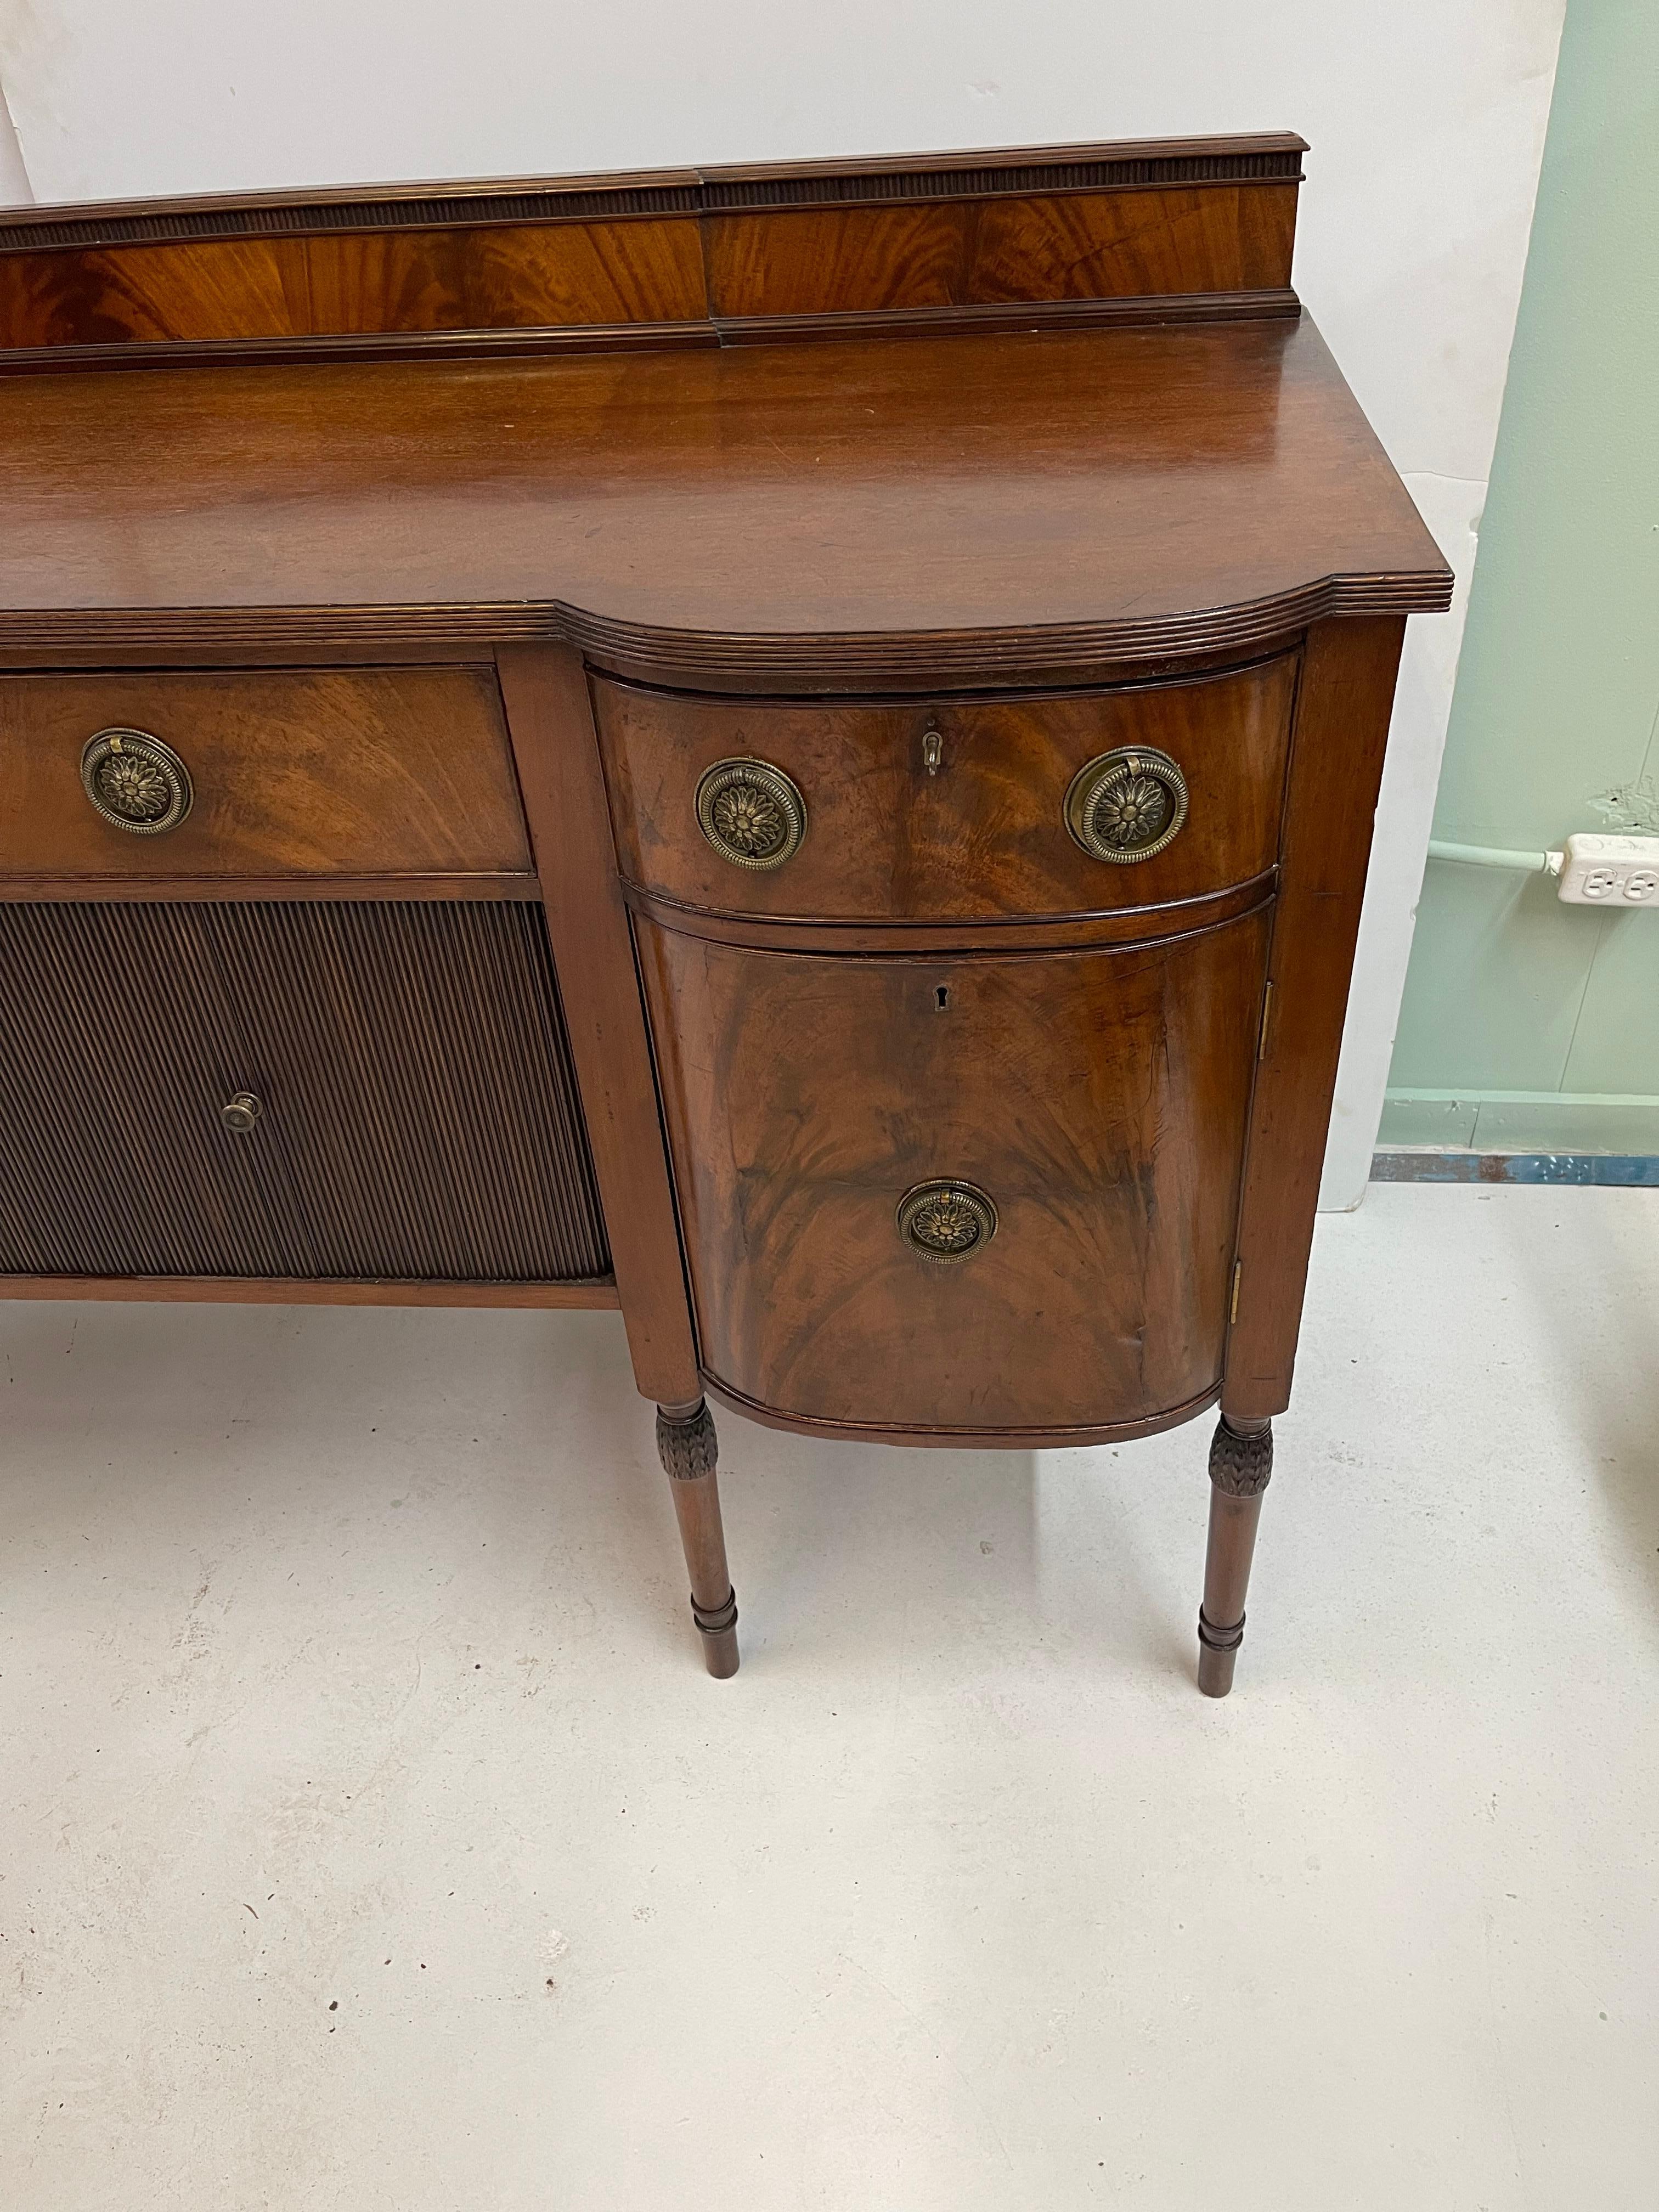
{"left": 0, "top": 901, "right": 321, "bottom": 1278}
{"left": 0, "top": 901, "right": 610, "bottom": 1285}
{"left": 636, "top": 904, "right": 1271, "bottom": 1436}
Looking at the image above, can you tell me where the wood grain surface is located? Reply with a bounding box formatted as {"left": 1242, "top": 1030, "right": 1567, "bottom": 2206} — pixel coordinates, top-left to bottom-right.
{"left": 0, "top": 135, "right": 1304, "bottom": 358}
{"left": 594, "top": 655, "right": 1296, "bottom": 922}
{"left": 496, "top": 644, "right": 704, "bottom": 1407}
{"left": 1222, "top": 616, "right": 1407, "bottom": 1420}
{"left": 0, "top": 319, "right": 1451, "bottom": 676}
{"left": 702, "top": 186, "right": 1296, "bottom": 318}
{"left": 0, "top": 190, "right": 1286, "bottom": 350}
{"left": 0, "top": 668, "right": 531, "bottom": 879}
{"left": 0, "top": 220, "right": 707, "bottom": 348}
{"left": 637, "top": 905, "right": 1271, "bottom": 1434}
{"left": 0, "top": 874, "right": 541, "bottom": 904}
{"left": 619, "top": 872, "right": 1276, "bottom": 957}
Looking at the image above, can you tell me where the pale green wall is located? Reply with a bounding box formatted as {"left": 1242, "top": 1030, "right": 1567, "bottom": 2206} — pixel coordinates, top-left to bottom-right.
{"left": 1384, "top": 0, "right": 1659, "bottom": 1154}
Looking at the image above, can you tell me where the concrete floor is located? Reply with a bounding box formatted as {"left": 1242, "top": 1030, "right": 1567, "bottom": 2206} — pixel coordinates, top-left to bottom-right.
{"left": 2, "top": 1182, "right": 1656, "bottom": 2210}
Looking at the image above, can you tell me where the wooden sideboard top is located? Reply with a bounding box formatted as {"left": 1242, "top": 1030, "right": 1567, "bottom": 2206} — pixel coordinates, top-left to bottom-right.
{"left": 0, "top": 314, "right": 1449, "bottom": 680}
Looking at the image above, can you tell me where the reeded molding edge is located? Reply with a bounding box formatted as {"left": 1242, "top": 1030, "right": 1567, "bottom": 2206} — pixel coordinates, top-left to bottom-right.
{"left": 0, "top": 133, "right": 1308, "bottom": 254}
{"left": 0, "top": 573, "right": 1454, "bottom": 675}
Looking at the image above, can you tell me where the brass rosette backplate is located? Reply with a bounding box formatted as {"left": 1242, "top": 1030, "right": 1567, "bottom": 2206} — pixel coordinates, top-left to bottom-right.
{"left": 1063, "top": 745, "right": 1189, "bottom": 864}
{"left": 896, "top": 1178, "right": 999, "bottom": 1265}
{"left": 80, "top": 727, "right": 194, "bottom": 836}
{"left": 694, "top": 756, "right": 807, "bottom": 871}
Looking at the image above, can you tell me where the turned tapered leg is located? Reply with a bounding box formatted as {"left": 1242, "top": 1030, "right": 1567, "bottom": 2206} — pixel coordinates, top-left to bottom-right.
{"left": 655, "top": 1400, "right": 740, "bottom": 1678}
{"left": 1197, "top": 1415, "right": 1273, "bottom": 1697}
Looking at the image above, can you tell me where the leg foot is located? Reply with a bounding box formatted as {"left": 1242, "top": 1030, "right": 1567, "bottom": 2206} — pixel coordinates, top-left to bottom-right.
{"left": 1197, "top": 1416, "right": 1272, "bottom": 1697}
{"left": 656, "top": 1400, "right": 740, "bottom": 1678}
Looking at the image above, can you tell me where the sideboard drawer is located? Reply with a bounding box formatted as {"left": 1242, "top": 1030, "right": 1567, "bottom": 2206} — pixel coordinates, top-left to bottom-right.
{"left": 637, "top": 902, "right": 1271, "bottom": 1434}
{"left": 595, "top": 655, "right": 1295, "bottom": 923}
{"left": 0, "top": 668, "right": 532, "bottom": 880}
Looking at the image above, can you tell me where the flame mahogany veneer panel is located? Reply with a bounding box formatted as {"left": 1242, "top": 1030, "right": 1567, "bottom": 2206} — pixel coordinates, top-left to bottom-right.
{"left": 702, "top": 185, "right": 1297, "bottom": 318}
{"left": 0, "top": 221, "right": 708, "bottom": 347}
{"left": 638, "top": 906, "right": 1271, "bottom": 1435}
{"left": 0, "top": 668, "right": 531, "bottom": 881}
{"left": 0, "top": 134, "right": 1305, "bottom": 356}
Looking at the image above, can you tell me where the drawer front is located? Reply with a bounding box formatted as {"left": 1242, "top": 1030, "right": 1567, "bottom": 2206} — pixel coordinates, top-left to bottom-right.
{"left": 0, "top": 900, "right": 609, "bottom": 1283}
{"left": 0, "top": 669, "right": 532, "bottom": 879}
{"left": 596, "top": 656, "right": 1295, "bottom": 923}
{"left": 638, "top": 905, "right": 1271, "bottom": 1434}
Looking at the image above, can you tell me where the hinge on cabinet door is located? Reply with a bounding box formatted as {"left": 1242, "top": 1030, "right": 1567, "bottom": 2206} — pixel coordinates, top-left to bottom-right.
{"left": 1257, "top": 980, "right": 1275, "bottom": 1062}
{"left": 1230, "top": 1260, "right": 1242, "bottom": 1324}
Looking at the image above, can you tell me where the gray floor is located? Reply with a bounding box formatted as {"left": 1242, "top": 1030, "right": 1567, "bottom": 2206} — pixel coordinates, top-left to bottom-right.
{"left": 3, "top": 1183, "right": 1656, "bottom": 2210}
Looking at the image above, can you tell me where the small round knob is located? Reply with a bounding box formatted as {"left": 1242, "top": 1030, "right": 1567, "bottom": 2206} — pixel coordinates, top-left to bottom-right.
{"left": 220, "top": 1092, "right": 262, "bottom": 1135}
{"left": 80, "top": 728, "right": 194, "bottom": 836}
{"left": 695, "top": 757, "right": 807, "bottom": 871}
{"left": 896, "top": 1179, "right": 998, "bottom": 1266}
{"left": 1064, "top": 746, "right": 1188, "bottom": 864}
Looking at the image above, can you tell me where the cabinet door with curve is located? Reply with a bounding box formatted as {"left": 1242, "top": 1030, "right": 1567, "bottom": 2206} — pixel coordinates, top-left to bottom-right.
{"left": 636, "top": 904, "right": 1272, "bottom": 1438}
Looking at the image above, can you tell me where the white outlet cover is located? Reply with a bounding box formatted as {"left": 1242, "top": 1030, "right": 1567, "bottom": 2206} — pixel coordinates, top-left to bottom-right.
{"left": 1558, "top": 832, "right": 1659, "bottom": 907}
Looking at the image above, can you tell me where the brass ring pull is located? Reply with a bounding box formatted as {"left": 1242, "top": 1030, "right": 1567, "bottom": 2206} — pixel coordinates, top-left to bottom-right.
{"left": 1064, "top": 746, "right": 1188, "bottom": 864}
{"left": 220, "top": 1092, "right": 262, "bottom": 1135}
{"left": 896, "top": 1178, "right": 998, "bottom": 1265}
{"left": 695, "top": 757, "right": 807, "bottom": 871}
{"left": 80, "top": 728, "right": 194, "bottom": 836}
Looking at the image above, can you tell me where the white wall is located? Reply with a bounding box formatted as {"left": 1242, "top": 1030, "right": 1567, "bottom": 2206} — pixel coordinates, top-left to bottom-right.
{"left": 0, "top": 2, "right": 1565, "bottom": 1205}
{"left": 0, "top": 74, "right": 31, "bottom": 202}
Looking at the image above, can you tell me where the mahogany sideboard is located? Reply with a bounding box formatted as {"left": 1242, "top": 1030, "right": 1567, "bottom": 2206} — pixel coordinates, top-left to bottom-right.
{"left": 0, "top": 134, "right": 1450, "bottom": 1693}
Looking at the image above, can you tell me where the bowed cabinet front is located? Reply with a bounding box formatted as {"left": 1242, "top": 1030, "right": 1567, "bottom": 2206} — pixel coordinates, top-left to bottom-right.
{"left": 637, "top": 907, "right": 1272, "bottom": 1439}
{"left": 605, "top": 649, "right": 1287, "bottom": 1442}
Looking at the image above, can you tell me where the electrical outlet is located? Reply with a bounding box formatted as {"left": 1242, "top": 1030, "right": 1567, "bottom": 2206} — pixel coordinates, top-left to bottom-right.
{"left": 1557, "top": 833, "right": 1659, "bottom": 907}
